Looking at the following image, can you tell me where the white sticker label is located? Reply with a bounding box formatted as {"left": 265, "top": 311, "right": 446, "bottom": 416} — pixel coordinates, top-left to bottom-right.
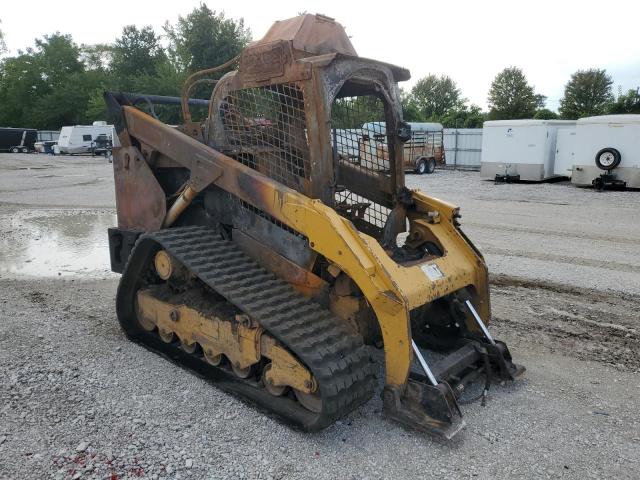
{"left": 421, "top": 263, "right": 445, "bottom": 281}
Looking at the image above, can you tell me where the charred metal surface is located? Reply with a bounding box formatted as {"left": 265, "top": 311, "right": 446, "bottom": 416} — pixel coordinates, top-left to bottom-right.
{"left": 181, "top": 55, "right": 239, "bottom": 123}
{"left": 383, "top": 381, "right": 464, "bottom": 439}
{"left": 233, "top": 229, "right": 327, "bottom": 302}
{"left": 122, "top": 107, "right": 224, "bottom": 193}
{"left": 112, "top": 146, "right": 166, "bottom": 231}
{"left": 202, "top": 14, "right": 408, "bottom": 226}
{"left": 233, "top": 201, "right": 314, "bottom": 267}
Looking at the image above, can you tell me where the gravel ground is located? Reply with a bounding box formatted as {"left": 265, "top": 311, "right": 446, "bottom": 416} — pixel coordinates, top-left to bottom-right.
{"left": 1, "top": 154, "right": 639, "bottom": 479}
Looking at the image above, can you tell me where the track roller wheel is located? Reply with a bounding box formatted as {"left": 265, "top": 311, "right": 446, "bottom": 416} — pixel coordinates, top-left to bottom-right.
{"left": 180, "top": 339, "right": 197, "bottom": 354}
{"left": 158, "top": 328, "right": 175, "bottom": 343}
{"left": 137, "top": 316, "right": 155, "bottom": 332}
{"left": 135, "top": 301, "right": 155, "bottom": 332}
{"left": 262, "top": 363, "right": 287, "bottom": 397}
{"left": 294, "top": 389, "right": 322, "bottom": 413}
{"left": 204, "top": 349, "right": 223, "bottom": 366}
{"left": 231, "top": 362, "right": 253, "bottom": 379}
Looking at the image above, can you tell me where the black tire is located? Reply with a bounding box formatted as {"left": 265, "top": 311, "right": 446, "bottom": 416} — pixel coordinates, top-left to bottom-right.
{"left": 415, "top": 158, "right": 427, "bottom": 175}
{"left": 595, "top": 148, "right": 621, "bottom": 171}
{"left": 592, "top": 176, "right": 605, "bottom": 191}
{"left": 10, "top": 147, "right": 19, "bottom": 153}
{"left": 425, "top": 157, "right": 437, "bottom": 174}
{"left": 21, "top": 147, "right": 28, "bottom": 153}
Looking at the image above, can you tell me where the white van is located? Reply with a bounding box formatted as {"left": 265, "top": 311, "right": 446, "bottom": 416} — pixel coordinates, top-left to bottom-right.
{"left": 481, "top": 119, "right": 576, "bottom": 181}
{"left": 57, "top": 122, "right": 116, "bottom": 154}
{"left": 570, "top": 115, "right": 640, "bottom": 189}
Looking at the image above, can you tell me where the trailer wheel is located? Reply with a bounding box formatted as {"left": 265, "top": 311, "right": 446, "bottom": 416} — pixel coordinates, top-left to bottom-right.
{"left": 595, "top": 148, "right": 621, "bottom": 170}
{"left": 21, "top": 147, "right": 28, "bottom": 153}
{"left": 415, "top": 158, "right": 427, "bottom": 175}
{"left": 10, "top": 147, "right": 19, "bottom": 153}
{"left": 425, "top": 158, "right": 437, "bottom": 174}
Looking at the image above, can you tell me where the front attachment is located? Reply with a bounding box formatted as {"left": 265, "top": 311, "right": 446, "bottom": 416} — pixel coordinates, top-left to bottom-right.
{"left": 383, "top": 380, "right": 465, "bottom": 440}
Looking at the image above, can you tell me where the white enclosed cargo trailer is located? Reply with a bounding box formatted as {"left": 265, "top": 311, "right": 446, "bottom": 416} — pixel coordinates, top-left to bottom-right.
{"left": 553, "top": 128, "right": 577, "bottom": 177}
{"left": 480, "top": 119, "right": 576, "bottom": 181}
{"left": 570, "top": 115, "right": 640, "bottom": 189}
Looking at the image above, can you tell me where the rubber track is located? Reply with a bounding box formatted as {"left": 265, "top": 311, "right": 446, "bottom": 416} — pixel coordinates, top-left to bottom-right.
{"left": 118, "top": 226, "right": 375, "bottom": 430}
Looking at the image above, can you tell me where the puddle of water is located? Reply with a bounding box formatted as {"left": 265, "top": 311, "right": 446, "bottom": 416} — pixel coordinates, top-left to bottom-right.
{"left": 0, "top": 210, "right": 117, "bottom": 278}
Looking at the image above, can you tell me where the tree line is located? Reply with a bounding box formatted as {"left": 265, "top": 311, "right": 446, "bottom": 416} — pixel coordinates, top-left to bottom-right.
{"left": 0, "top": 5, "right": 250, "bottom": 130}
{"left": 402, "top": 67, "right": 640, "bottom": 128}
{"left": 1, "top": 9, "right": 639, "bottom": 130}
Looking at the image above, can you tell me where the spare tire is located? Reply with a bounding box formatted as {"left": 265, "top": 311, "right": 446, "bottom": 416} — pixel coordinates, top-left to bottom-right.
{"left": 595, "top": 148, "right": 621, "bottom": 170}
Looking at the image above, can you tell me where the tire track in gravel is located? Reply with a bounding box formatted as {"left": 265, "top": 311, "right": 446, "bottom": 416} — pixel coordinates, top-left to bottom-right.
{"left": 489, "top": 275, "right": 640, "bottom": 372}
{"left": 483, "top": 248, "right": 639, "bottom": 273}
{"left": 465, "top": 222, "right": 640, "bottom": 246}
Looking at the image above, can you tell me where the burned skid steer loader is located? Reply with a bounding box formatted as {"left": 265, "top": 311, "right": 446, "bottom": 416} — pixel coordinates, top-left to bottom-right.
{"left": 105, "top": 14, "right": 523, "bottom": 439}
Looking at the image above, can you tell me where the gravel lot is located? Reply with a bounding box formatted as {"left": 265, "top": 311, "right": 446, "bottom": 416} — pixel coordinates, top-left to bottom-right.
{"left": 1, "top": 154, "right": 639, "bottom": 479}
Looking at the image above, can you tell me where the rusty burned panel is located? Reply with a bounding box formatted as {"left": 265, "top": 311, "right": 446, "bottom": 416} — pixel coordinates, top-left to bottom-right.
{"left": 113, "top": 146, "right": 166, "bottom": 231}
{"left": 254, "top": 14, "right": 357, "bottom": 58}
{"left": 123, "top": 107, "right": 223, "bottom": 192}
{"left": 121, "top": 106, "right": 299, "bottom": 223}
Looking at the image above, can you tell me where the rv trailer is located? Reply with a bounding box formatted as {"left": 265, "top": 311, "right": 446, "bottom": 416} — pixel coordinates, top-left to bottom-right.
{"left": 56, "top": 122, "right": 115, "bottom": 155}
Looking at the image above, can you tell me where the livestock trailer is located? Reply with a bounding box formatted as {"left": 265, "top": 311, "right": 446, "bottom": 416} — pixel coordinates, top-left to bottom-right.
{"left": 570, "top": 115, "right": 640, "bottom": 189}
{"left": 0, "top": 127, "right": 38, "bottom": 153}
{"left": 56, "top": 122, "right": 115, "bottom": 154}
{"left": 350, "top": 121, "right": 444, "bottom": 174}
{"left": 480, "top": 119, "right": 576, "bottom": 181}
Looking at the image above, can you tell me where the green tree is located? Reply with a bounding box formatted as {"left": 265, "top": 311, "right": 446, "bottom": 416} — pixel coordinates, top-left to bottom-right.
{"left": 400, "top": 88, "right": 424, "bottom": 122}
{"left": 533, "top": 108, "right": 559, "bottom": 119}
{"left": 410, "top": 74, "right": 463, "bottom": 119}
{"left": 331, "top": 96, "right": 384, "bottom": 129}
{"left": 440, "top": 105, "right": 485, "bottom": 128}
{"left": 487, "top": 67, "right": 539, "bottom": 119}
{"left": 80, "top": 43, "right": 112, "bottom": 71}
{"left": 111, "top": 26, "right": 165, "bottom": 81}
{"left": 608, "top": 87, "right": 640, "bottom": 114}
{"left": 559, "top": 69, "right": 613, "bottom": 119}
{"left": 164, "top": 4, "right": 251, "bottom": 72}
{"left": 0, "top": 33, "right": 104, "bottom": 129}
{"left": 0, "top": 52, "right": 46, "bottom": 126}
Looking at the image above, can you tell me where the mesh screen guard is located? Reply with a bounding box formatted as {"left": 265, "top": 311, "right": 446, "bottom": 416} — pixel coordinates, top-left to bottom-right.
{"left": 217, "top": 81, "right": 398, "bottom": 239}
{"left": 220, "top": 83, "right": 310, "bottom": 192}
{"left": 331, "top": 94, "right": 394, "bottom": 234}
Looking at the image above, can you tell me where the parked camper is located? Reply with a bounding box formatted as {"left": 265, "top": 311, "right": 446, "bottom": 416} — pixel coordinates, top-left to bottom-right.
{"left": 481, "top": 119, "right": 576, "bottom": 181}
{"left": 0, "top": 127, "right": 38, "bottom": 153}
{"left": 57, "top": 122, "right": 115, "bottom": 154}
{"left": 571, "top": 115, "right": 640, "bottom": 190}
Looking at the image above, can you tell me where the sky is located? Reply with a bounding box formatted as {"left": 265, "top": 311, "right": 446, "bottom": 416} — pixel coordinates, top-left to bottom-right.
{"left": 1, "top": 0, "right": 639, "bottom": 111}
